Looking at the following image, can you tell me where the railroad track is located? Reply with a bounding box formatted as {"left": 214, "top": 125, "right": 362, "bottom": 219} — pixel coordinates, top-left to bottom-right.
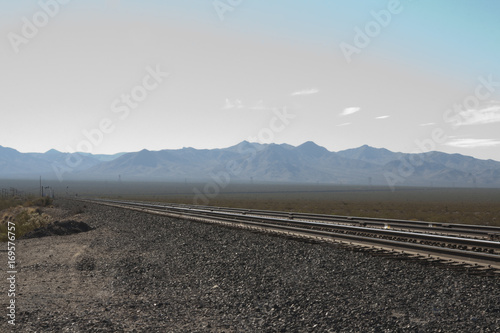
{"left": 164, "top": 203, "right": 500, "bottom": 240}
{"left": 79, "top": 198, "right": 500, "bottom": 273}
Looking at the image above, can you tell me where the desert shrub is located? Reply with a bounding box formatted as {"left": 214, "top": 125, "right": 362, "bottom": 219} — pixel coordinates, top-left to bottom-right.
{"left": 0, "top": 207, "right": 53, "bottom": 241}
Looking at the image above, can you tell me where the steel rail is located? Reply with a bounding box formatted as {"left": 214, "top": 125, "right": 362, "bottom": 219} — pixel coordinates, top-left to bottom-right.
{"left": 159, "top": 201, "right": 500, "bottom": 232}
{"left": 90, "top": 199, "right": 500, "bottom": 249}
{"left": 189, "top": 206, "right": 498, "bottom": 239}
{"left": 80, "top": 198, "right": 500, "bottom": 271}
{"left": 117, "top": 200, "right": 500, "bottom": 239}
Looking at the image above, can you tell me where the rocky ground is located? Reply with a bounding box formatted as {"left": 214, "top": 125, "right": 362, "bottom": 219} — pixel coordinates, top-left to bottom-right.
{"left": 1, "top": 199, "right": 499, "bottom": 332}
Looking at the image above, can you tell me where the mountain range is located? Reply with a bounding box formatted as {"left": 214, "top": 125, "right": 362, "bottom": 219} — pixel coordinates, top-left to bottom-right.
{"left": 1, "top": 142, "right": 500, "bottom": 188}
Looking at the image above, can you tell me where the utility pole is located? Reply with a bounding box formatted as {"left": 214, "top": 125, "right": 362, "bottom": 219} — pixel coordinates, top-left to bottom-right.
{"left": 40, "top": 176, "right": 42, "bottom": 197}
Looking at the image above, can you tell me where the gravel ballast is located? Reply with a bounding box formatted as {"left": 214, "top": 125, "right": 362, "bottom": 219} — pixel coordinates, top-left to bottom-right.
{"left": 3, "top": 199, "right": 500, "bottom": 332}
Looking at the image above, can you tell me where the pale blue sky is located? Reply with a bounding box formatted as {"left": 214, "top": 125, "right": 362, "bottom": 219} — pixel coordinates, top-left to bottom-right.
{"left": 1, "top": 0, "right": 500, "bottom": 160}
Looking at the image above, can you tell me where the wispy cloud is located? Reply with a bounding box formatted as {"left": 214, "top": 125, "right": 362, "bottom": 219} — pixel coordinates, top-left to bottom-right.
{"left": 337, "top": 122, "right": 351, "bottom": 127}
{"left": 445, "top": 138, "right": 500, "bottom": 148}
{"left": 291, "top": 88, "right": 319, "bottom": 96}
{"left": 419, "top": 122, "right": 436, "bottom": 126}
{"left": 340, "top": 107, "right": 360, "bottom": 116}
{"left": 456, "top": 102, "right": 500, "bottom": 126}
{"left": 375, "top": 115, "right": 390, "bottom": 119}
{"left": 223, "top": 99, "right": 274, "bottom": 111}
{"left": 223, "top": 98, "right": 242, "bottom": 110}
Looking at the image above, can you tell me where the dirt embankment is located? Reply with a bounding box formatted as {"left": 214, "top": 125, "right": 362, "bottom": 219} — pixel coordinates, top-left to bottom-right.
{"left": 1, "top": 199, "right": 499, "bottom": 332}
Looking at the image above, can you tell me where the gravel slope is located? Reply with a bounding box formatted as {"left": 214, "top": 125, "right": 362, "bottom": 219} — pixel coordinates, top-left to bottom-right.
{"left": 3, "top": 199, "right": 499, "bottom": 332}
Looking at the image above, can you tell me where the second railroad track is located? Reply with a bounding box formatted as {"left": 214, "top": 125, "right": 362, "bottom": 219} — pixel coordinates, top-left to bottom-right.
{"left": 79, "top": 198, "right": 500, "bottom": 273}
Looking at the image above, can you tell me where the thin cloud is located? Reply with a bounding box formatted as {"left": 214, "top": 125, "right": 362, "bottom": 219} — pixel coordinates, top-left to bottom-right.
{"left": 222, "top": 99, "right": 243, "bottom": 110}
{"left": 222, "top": 98, "right": 241, "bottom": 110}
{"left": 337, "top": 122, "right": 351, "bottom": 127}
{"left": 291, "top": 88, "right": 319, "bottom": 96}
{"left": 456, "top": 102, "right": 500, "bottom": 126}
{"left": 222, "top": 99, "right": 232, "bottom": 109}
{"left": 419, "top": 122, "right": 436, "bottom": 126}
{"left": 340, "top": 107, "right": 360, "bottom": 116}
{"left": 223, "top": 99, "right": 273, "bottom": 111}
{"left": 375, "top": 115, "right": 390, "bottom": 119}
{"left": 445, "top": 138, "right": 500, "bottom": 148}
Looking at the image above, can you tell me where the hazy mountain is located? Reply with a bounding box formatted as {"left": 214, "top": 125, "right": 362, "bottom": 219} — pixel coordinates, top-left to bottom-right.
{"left": 0, "top": 146, "right": 118, "bottom": 179}
{"left": 79, "top": 152, "right": 128, "bottom": 162}
{"left": 420, "top": 151, "right": 500, "bottom": 173}
{"left": 0, "top": 146, "right": 42, "bottom": 177}
{"left": 296, "top": 141, "right": 330, "bottom": 159}
{"left": 27, "top": 149, "right": 102, "bottom": 172}
{"left": 1, "top": 143, "right": 500, "bottom": 187}
{"left": 337, "top": 145, "right": 402, "bottom": 165}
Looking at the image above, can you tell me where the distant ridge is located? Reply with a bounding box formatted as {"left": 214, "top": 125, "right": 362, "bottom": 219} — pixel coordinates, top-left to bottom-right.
{"left": 1, "top": 142, "right": 500, "bottom": 187}
{"left": 336, "top": 145, "right": 402, "bottom": 165}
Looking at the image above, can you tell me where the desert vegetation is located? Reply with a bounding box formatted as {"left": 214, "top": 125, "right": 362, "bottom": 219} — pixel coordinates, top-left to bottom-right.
{"left": 0, "top": 195, "right": 54, "bottom": 241}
